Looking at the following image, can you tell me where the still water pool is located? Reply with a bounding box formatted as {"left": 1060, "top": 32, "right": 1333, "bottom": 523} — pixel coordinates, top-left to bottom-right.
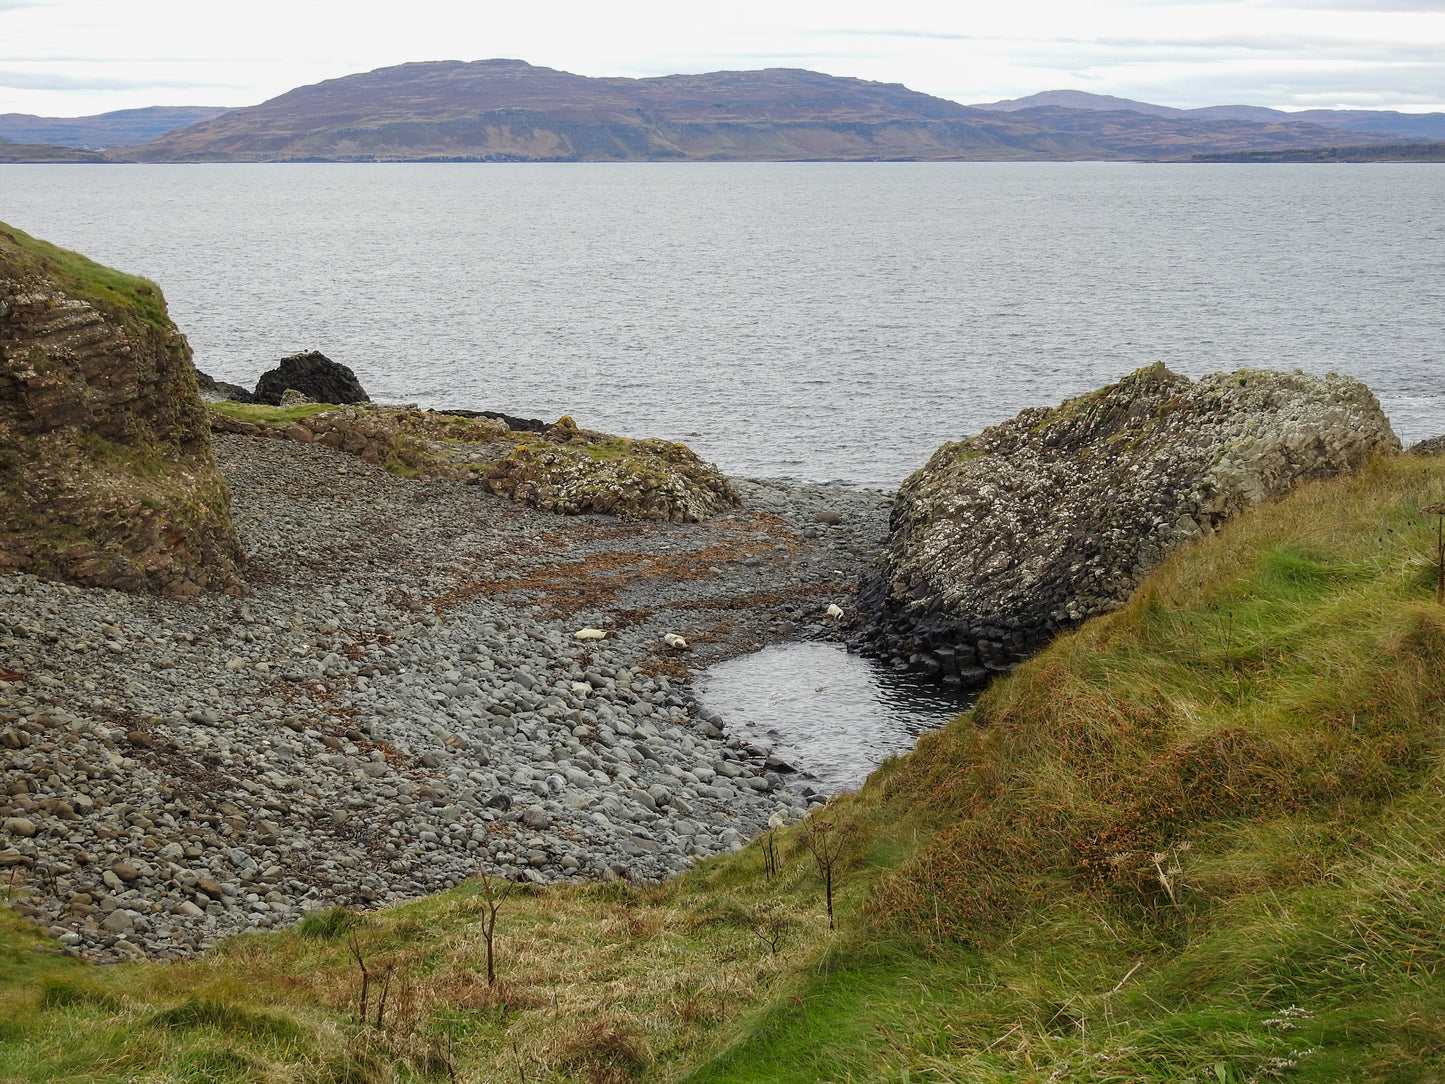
{"left": 698, "top": 641, "right": 973, "bottom": 795}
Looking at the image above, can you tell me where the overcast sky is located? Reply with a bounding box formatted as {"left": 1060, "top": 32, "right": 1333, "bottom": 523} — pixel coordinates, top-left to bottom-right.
{"left": 3, "top": 0, "right": 1443, "bottom": 118}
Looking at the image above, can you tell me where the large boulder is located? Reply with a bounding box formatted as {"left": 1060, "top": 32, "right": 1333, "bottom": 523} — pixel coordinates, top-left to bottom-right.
{"left": 859, "top": 364, "right": 1400, "bottom": 683}
{"left": 0, "top": 221, "right": 245, "bottom": 596}
{"left": 252, "top": 350, "right": 369, "bottom": 406}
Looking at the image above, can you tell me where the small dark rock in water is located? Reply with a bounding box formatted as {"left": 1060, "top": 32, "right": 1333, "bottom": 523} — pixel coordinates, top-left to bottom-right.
{"left": 253, "top": 351, "right": 370, "bottom": 406}
{"left": 194, "top": 368, "right": 254, "bottom": 403}
{"left": 430, "top": 407, "right": 550, "bottom": 433}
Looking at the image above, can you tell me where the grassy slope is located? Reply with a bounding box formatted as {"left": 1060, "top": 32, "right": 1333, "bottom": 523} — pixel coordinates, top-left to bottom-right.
{"left": 3, "top": 451, "right": 1445, "bottom": 1083}
{"left": 0, "top": 220, "right": 171, "bottom": 333}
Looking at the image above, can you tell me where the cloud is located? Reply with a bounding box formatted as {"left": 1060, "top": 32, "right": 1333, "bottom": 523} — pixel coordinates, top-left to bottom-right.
{"left": 0, "top": 69, "right": 232, "bottom": 91}
{"left": 0, "top": 0, "right": 49, "bottom": 8}
{"left": 1056, "top": 57, "right": 1445, "bottom": 110}
{"left": 1057, "top": 33, "right": 1445, "bottom": 62}
{"left": 800, "top": 26, "right": 1443, "bottom": 64}
{"left": 0, "top": 55, "right": 260, "bottom": 63}
{"left": 1264, "top": 0, "right": 1445, "bottom": 9}
{"left": 1136, "top": 0, "right": 1445, "bottom": 7}
{"left": 651, "top": 51, "right": 894, "bottom": 64}
{"left": 816, "top": 29, "right": 979, "bottom": 42}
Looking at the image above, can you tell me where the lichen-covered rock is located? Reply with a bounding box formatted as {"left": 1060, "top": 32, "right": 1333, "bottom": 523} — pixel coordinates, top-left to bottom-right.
{"left": 860, "top": 364, "right": 1400, "bottom": 683}
{"left": 0, "top": 221, "right": 245, "bottom": 596}
{"left": 252, "top": 350, "right": 370, "bottom": 406}
{"left": 485, "top": 418, "right": 740, "bottom": 522}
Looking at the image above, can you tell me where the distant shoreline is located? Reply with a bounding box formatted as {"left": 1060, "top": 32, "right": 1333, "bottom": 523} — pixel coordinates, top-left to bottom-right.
{"left": 6, "top": 153, "right": 1445, "bottom": 165}
{"left": 1191, "top": 140, "right": 1445, "bottom": 163}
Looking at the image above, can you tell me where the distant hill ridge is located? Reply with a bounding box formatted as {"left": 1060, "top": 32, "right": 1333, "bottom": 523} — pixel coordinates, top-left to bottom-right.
{"left": 975, "top": 89, "right": 1445, "bottom": 142}
{"left": 4, "top": 64, "right": 1440, "bottom": 163}
{"left": 124, "top": 60, "right": 1093, "bottom": 162}
{"left": 118, "top": 59, "right": 1420, "bottom": 163}
{"left": 0, "top": 106, "right": 231, "bottom": 150}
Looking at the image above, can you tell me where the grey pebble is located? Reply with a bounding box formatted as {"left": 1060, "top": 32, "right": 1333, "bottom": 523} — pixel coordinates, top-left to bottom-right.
{"left": 0, "top": 435, "right": 883, "bottom": 961}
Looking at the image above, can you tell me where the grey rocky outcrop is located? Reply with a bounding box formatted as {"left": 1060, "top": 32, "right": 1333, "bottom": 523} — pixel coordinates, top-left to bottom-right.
{"left": 0, "top": 221, "right": 246, "bottom": 597}
{"left": 253, "top": 350, "right": 370, "bottom": 406}
{"left": 858, "top": 364, "right": 1400, "bottom": 683}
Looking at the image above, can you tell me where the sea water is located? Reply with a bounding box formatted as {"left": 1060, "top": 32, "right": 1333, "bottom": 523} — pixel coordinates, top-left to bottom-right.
{"left": 5, "top": 161, "right": 1439, "bottom": 782}
{"left": 2, "top": 161, "right": 1441, "bottom": 489}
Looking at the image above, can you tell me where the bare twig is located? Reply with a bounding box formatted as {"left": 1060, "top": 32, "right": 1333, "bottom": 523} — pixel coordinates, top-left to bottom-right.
{"left": 478, "top": 866, "right": 514, "bottom": 986}
{"left": 1109, "top": 961, "right": 1144, "bottom": 995}
{"left": 1425, "top": 503, "right": 1445, "bottom": 604}
{"left": 375, "top": 962, "right": 394, "bottom": 1030}
{"left": 802, "top": 813, "right": 850, "bottom": 930}
{"left": 347, "top": 930, "right": 370, "bottom": 1025}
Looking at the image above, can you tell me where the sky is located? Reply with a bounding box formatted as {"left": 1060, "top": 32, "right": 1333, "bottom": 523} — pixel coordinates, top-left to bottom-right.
{"left": 2, "top": 0, "right": 1443, "bottom": 118}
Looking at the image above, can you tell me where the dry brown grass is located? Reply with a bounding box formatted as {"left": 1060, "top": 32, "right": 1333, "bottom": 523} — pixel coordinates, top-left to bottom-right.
{"left": 865, "top": 454, "right": 1445, "bottom": 945}
{"left": 238, "top": 882, "right": 815, "bottom": 1083}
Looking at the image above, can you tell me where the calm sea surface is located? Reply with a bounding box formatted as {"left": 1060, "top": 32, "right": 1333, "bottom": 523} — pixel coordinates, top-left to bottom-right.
{"left": 698, "top": 642, "right": 972, "bottom": 794}
{"left": 2, "top": 162, "right": 1441, "bottom": 488}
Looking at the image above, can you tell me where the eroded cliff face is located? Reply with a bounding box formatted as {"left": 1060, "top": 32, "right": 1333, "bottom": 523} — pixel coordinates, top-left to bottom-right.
{"left": 860, "top": 364, "right": 1400, "bottom": 683}
{"left": 0, "top": 222, "right": 245, "bottom": 596}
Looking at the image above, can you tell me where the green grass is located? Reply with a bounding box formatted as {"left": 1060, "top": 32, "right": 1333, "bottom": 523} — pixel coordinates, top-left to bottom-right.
{"left": 3, "top": 452, "right": 1445, "bottom": 1082}
{"left": 0, "top": 220, "right": 172, "bottom": 334}
{"left": 207, "top": 400, "right": 336, "bottom": 424}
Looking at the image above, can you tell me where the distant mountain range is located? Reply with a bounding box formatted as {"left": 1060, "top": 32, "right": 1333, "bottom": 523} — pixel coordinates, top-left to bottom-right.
{"left": 0, "top": 106, "right": 230, "bottom": 150}
{"left": 119, "top": 61, "right": 1101, "bottom": 162}
{"left": 2, "top": 64, "right": 1443, "bottom": 163}
{"left": 975, "top": 89, "right": 1445, "bottom": 142}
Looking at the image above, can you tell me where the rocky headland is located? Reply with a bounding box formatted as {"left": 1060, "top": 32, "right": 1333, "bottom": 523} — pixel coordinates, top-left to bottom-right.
{"left": 856, "top": 363, "right": 1401, "bottom": 682}
{"left": 0, "top": 222, "right": 245, "bottom": 597}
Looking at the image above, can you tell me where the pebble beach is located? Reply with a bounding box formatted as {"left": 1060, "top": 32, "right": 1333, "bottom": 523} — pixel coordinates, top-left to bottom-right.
{"left": 0, "top": 432, "right": 891, "bottom": 961}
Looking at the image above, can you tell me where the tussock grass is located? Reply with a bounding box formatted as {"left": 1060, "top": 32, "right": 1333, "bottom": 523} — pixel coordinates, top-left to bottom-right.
{"left": 4, "top": 452, "right": 1445, "bottom": 1082}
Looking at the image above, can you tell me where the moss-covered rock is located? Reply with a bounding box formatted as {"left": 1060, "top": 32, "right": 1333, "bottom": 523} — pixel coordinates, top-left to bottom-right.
{"left": 207, "top": 401, "right": 511, "bottom": 479}
{"left": 860, "top": 364, "right": 1400, "bottom": 682}
{"left": 484, "top": 418, "right": 740, "bottom": 522}
{"left": 208, "top": 402, "right": 739, "bottom": 523}
{"left": 0, "top": 221, "right": 245, "bottom": 596}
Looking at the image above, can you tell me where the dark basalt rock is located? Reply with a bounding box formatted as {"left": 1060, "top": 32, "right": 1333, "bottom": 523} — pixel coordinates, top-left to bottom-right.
{"left": 253, "top": 351, "right": 370, "bottom": 406}
{"left": 194, "top": 367, "right": 255, "bottom": 403}
{"left": 858, "top": 364, "right": 1400, "bottom": 686}
{"left": 1409, "top": 435, "right": 1445, "bottom": 457}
